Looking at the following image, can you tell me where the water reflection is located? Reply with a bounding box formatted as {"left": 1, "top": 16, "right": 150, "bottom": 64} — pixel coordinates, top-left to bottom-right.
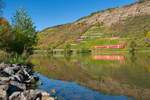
{"left": 92, "top": 55, "right": 125, "bottom": 61}
{"left": 36, "top": 74, "right": 134, "bottom": 100}
{"left": 31, "top": 52, "right": 150, "bottom": 100}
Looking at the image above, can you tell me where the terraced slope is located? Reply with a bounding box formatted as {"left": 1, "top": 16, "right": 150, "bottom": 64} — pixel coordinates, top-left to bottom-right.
{"left": 37, "top": 0, "right": 150, "bottom": 50}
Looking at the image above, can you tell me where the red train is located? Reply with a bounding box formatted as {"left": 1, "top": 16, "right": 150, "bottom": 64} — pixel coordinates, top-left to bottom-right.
{"left": 92, "top": 45, "right": 125, "bottom": 49}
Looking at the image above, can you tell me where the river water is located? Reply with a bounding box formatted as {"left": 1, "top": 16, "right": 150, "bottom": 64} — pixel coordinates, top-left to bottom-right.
{"left": 31, "top": 52, "right": 150, "bottom": 100}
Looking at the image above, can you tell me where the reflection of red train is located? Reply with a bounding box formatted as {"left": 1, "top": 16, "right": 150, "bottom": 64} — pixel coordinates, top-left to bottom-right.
{"left": 92, "top": 45, "right": 125, "bottom": 49}
{"left": 92, "top": 56, "right": 125, "bottom": 61}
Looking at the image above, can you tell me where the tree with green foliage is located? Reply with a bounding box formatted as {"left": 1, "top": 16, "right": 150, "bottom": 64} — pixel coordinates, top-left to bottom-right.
{"left": 146, "top": 31, "right": 150, "bottom": 38}
{"left": 129, "top": 40, "right": 136, "bottom": 53}
{"left": 0, "top": 22, "right": 12, "bottom": 51}
{"left": 0, "top": 7, "right": 38, "bottom": 58}
{"left": 10, "top": 7, "right": 38, "bottom": 55}
{"left": 138, "top": 0, "right": 147, "bottom": 3}
{"left": 64, "top": 43, "right": 71, "bottom": 54}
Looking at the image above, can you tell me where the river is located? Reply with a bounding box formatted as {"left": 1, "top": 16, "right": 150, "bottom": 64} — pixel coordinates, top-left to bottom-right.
{"left": 31, "top": 52, "right": 150, "bottom": 100}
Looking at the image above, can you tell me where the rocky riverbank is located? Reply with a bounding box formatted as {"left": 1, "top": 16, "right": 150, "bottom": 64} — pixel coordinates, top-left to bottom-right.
{"left": 0, "top": 63, "right": 54, "bottom": 100}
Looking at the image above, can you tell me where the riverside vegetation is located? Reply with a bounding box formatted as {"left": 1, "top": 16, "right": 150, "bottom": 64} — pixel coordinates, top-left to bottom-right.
{"left": 0, "top": 7, "right": 37, "bottom": 63}
{"left": 0, "top": 5, "right": 54, "bottom": 100}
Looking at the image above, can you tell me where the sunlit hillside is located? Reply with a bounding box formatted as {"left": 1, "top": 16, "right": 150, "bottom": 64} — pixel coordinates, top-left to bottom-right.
{"left": 37, "top": 0, "right": 150, "bottom": 50}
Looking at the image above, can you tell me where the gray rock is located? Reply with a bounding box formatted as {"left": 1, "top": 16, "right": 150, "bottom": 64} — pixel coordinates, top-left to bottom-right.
{"left": 12, "top": 75, "right": 22, "bottom": 82}
{"left": 11, "top": 66, "right": 20, "bottom": 73}
{"left": 22, "top": 90, "right": 39, "bottom": 100}
{"left": 0, "top": 77, "right": 10, "bottom": 83}
{"left": 10, "top": 90, "right": 42, "bottom": 100}
{"left": 0, "top": 63, "right": 53, "bottom": 100}
{"left": 9, "top": 76, "right": 16, "bottom": 81}
{"left": 0, "top": 85, "right": 9, "bottom": 100}
{"left": 30, "top": 89, "right": 54, "bottom": 100}
{"left": 3, "top": 67, "right": 15, "bottom": 75}
{"left": 0, "top": 63, "right": 6, "bottom": 70}
{"left": 8, "top": 85, "right": 54, "bottom": 100}
{"left": 16, "top": 73, "right": 24, "bottom": 82}
{"left": 76, "top": 0, "right": 150, "bottom": 27}
{"left": 11, "top": 64, "right": 17, "bottom": 68}
{"left": 26, "top": 76, "right": 37, "bottom": 84}
{"left": 23, "top": 69, "right": 30, "bottom": 77}
{"left": 10, "top": 81, "right": 26, "bottom": 90}
{"left": 9, "top": 92, "right": 22, "bottom": 100}
{"left": 10, "top": 91, "right": 32, "bottom": 100}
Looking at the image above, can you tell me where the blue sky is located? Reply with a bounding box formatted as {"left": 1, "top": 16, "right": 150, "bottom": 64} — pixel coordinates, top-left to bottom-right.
{"left": 3, "top": 0, "right": 139, "bottom": 30}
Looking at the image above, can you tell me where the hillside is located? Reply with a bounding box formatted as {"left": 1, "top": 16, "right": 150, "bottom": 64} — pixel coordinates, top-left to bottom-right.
{"left": 37, "top": 0, "right": 150, "bottom": 50}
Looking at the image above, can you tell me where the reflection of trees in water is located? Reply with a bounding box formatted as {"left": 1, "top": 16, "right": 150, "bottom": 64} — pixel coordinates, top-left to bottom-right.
{"left": 33, "top": 53, "right": 150, "bottom": 100}
{"left": 79, "top": 75, "right": 150, "bottom": 100}
{"left": 64, "top": 53, "right": 72, "bottom": 62}
{"left": 130, "top": 52, "right": 137, "bottom": 63}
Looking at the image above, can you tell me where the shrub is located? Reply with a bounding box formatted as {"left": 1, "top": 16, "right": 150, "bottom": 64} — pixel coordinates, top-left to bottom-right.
{"left": 129, "top": 40, "right": 137, "bottom": 53}
{"left": 146, "top": 31, "right": 150, "bottom": 38}
{"left": 76, "top": 48, "right": 91, "bottom": 54}
{"left": 138, "top": 0, "right": 146, "bottom": 3}
{"left": 64, "top": 44, "right": 72, "bottom": 54}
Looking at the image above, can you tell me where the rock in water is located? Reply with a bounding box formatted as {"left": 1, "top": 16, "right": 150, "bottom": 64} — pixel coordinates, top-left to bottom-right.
{"left": 51, "top": 89, "right": 56, "bottom": 94}
{"left": 37, "top": 81, "right": 43, "bottom": 85}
